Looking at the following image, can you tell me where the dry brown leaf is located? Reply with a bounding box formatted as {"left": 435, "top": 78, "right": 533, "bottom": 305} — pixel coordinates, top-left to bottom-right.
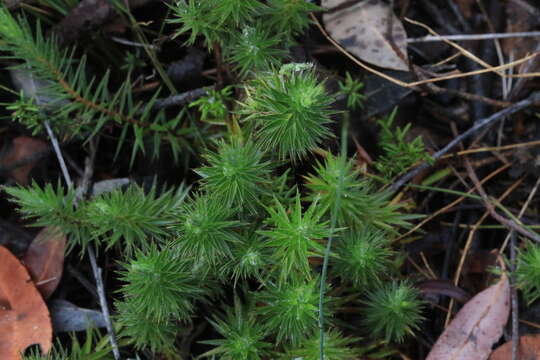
{"left": 0, "top": 245, "right": 52, "bottom": 359}
{"left": 426, "top": 274, "right": 510, "bottom": 360}
{"left": 490, "top": 333, "right": 540, "bottom": 360}
{"left": 322, "top": 0, "right": 409, "bottom": 71}
{"left": 22, "top": 227, "right": 66, "bottom": 299}
{"left": 0, "top": 136, "right": 48, "bottom": 185}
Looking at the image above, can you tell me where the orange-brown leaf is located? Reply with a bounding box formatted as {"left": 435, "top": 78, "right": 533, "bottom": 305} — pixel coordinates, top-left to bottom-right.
{"left": 0, "top": 245, "right": 52, "bottom": 359}
{"left": 489, "top": 333, "right": 540, "bottom": 360}
{"left": 22, "top": 227, "right": 66, "bottom": 299}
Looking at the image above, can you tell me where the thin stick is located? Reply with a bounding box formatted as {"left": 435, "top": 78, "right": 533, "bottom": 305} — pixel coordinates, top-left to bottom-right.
{"left": 110, "top": 36, "right": 159, "bottom": 50}
{"left": 44, "top": 121, "right": 72, "bottom": 188}
{"left": 408, "top": 31, "right": 540, "bottom": 43}
{"left": 391, "top": 92, "right": 540, "bottom": 192}
{"left": 405, "top": 17, "right": 502, "bottom": 76}
{"left": 153, "top": 87, "right": 210, "bottom": 110}
{"left": 442, "top": 138, "right": 540, "bottom": 158}
{"left": 88, "top": 246, "right": 121, "bottom": 360}
{"left": 465, "top": 159, "right": 540, "bottom": 243}
{"left": 80, "top": 140, "right": 121, "bottom": 360}
{"left": 499, "top": 176, "right": 540, "bottom": 253}
{"left": 44, "top": 127, "right": 121, "bottom": 359}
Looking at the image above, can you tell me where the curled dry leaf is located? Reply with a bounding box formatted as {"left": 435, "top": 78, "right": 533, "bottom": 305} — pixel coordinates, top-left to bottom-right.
{"left": 489, "top": 333, "right": 540, "bottom": 360}
{"left": 426, "top": 274, "right": 510, "bottom": 360}
{"left": 0, "top": 245, "right": 52, "bottom": 359}
{"left": 322, "top": 0, "right": 409, "bottom": 71}
{"left": 22, "top": 227, "right": 66, "bottom": 299}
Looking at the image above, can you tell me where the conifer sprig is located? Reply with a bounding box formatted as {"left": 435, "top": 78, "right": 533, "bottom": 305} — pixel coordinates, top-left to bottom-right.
{"left": 200, "top": 297, "right": 272, "bottom": 360}
{"left": 362, "top": 281, "right": 425, "bottom": 343}
{"left": 516, "top": 241, "right": 540, "bottom": 304}
{"left": 116, "top": 299, "right": 178, "bottom": 354}
{"left": 5, "top": 182, "right": 190, "bottom": 253}
{"left": 196, "top": 138, "right": 273, "bottom": 214}
{"left": 23, "top": 328, "right": 114, "bottom": 360}
{"left": 240, "top": 63, "right": 335, "bottom": 160}
{"left": 169, "top": 0, "right": 227, "bottom": 48}
{"left": 0, "top": 8, "right": 192, "bottom": 162}
{"left": 260, "top": 193, "right": 331, "bottom": 283}
{"left": 227, "top": 23, "right": 286, "bottom": 77}
{"left": 85, "top": 185, "right": 188, "bottom": 254}
{"left": 173, "top": 192, "right": 242, "bottom": 266}
{"left": 281, "top": 328, "right": 359, "bottom": 360}
{"left": 255, "top": 276, "right": 332, "bottom": 346}
{"left": 263, "top": 0, "right": 322, "bottom": 41}
{"left": 333, "top": 228, "right": 394, "bottom": 288}
{"left": 4, "top": 181, "right": 80, "bottom": 235}
{"left": 116, "top": 246, "right": 206, "bottom": 323}
{"left": 222, "top": 230, "right": 271, "bottom": 285}
{"left": 305, "top": 153, "right": 416, "bottom": 231}
{"left": 375, "top": 108, "right": 432, "bottom": 180}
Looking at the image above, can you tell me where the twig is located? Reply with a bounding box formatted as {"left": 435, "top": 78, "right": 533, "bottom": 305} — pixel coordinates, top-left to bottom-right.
{"left": 110, "top": 36, "right": 159, "bottom": 50}
{"left": 152, "top": 87, "right": 210, "bottom": 110}
{"left": 44, "top": 121, "right": 72, "bottom": 188}
{"left": 427, "top": 82, "right": 511, "bottom": 107}
{"left": 390, "top": 92, "right": 540, "bottom": 192}
{"left": 464, "top": 158, "right": 540, "bottom": 243}
{"left": 80, "top": 139, "right": 121, "bottom": 360}
{"left": 88, "top": 246, "right": 121, "bottom": 359}
{"left": 408, "top": 31, "right": 540, "bottom": 43}
{"left": 44, "top": 127, "right": 121, "bottom": 359}
{"left": 500, "top": 176, "right": 540, "bottom": 253}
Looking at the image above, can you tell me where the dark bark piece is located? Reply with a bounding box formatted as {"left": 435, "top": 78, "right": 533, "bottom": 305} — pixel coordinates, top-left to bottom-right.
{"left": 54, "top": 0, "right": 156, "bottom": 45}
{"left": 167, "top": 48, "right": 206, "bottom": 86}
{"left": 416, "top": 279, "right": 471, "bottom": 304}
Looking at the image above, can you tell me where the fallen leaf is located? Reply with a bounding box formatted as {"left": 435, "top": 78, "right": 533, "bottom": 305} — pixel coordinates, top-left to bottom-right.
{"left": 426, "top": 274, "right": 510, "bottom": 360}
{"left": 490, "top": 333, "right": 540, "bottom": 360}
{"left": 50, "top": 299, "right": 107, "bottom": 332}
{"left": 0, "top": 245, "right": 52, "bottom": 359}
{"left": 22, "top": 227, "right": 66, "bottom": 299}
{"left": 0, "top": 136, "right": 48, "bottom": 185}
{"left": 322, "top": 0, "right": 409, "bottom": 71}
